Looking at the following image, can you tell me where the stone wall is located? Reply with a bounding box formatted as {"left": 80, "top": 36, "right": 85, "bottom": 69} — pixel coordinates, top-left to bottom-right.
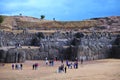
{"left": 0, "top": 31, "right": 35, "bottom": 46}
{"left": 0, "top": 31, "right": 119, "bottom": 63}
{"left": 70, "top": 32, "right": 117, "bottom": 60}
{"left": 0, "top": 47, "right": 62, "bottom": 63}
{"left": 111, "top": 35, "right": 120, "bottom": 58}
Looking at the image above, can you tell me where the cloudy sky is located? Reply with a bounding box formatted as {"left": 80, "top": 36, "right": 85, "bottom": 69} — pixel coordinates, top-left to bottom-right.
{"left": 0, "top": 0, "right": 120, "bottom": 21}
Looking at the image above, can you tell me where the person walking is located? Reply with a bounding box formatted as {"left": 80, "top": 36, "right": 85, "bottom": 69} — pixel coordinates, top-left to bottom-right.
{"left": 33, "top": 64, "right": 35, "bottom": 70}
{"left": 15, "top": 64, "right": 18, "bottom": 70}
{"left": 80, "top": 58, "right": 83, "bottom": 64}
{"left": 12, "top": 64, "right": 15, "bottom": 70}
{"left": 35, "top": 63, "right": 38, "bottom": 70}
{"left": 45, "top": 60, "right": 49, "bottom": 65}
{"left": 64, "top": 66, "right": 67, "bottom": 73}
{"left": 20, "top": 64, "right": 23, "bottom": 70}
{"left": 76, "top": 61, "right": 78, "bottom": 69}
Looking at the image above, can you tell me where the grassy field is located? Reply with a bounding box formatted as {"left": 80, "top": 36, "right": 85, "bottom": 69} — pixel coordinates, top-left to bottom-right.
{"left": 0, "top": 59, "right": 120, "bottom": 80}
{"left": 0, "top": 16, "right": 97, "bottom": 30}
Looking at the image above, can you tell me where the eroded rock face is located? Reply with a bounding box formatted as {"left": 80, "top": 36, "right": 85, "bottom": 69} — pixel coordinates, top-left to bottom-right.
{"left": 0, "top": 31, "right": 119, "bottom": 63}
{"left": 0, "top": 50, "right": 7, "bottom": 62}
{"left": 111, "top": 35, "right": 120, "bottom": 58}
{"left": 70, "top": 32, "right": 117, "bottom": 60}
{"left": 5, "top": 49, "right": 17, "bottom": 63}
{"left": 0, "top": 31, "right": 35, "bottom": 46}
{"left": 0, "top": 48, "right": 26, "bottom": 63}
{"left": 0, "top": 47, "right": 62, "bottom": 63}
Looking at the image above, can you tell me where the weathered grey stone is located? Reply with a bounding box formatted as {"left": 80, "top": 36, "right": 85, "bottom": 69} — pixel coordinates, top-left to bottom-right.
{"left": 5, "top": 49, "right": 17, "bottom": 63}
{"left": 0, "top": 48, "right": 26, "bottom": 63}
{"left": 111, "top": 35, "right": 120, "bottom": 58}
{"left": 0, "top": 31, "right": 120, "bottom": 63}
{"left": 0, "top": 50, "right": 7, "bottom": 62}
{"left": 69, "top": 32, "right": 118, "bottom": 60}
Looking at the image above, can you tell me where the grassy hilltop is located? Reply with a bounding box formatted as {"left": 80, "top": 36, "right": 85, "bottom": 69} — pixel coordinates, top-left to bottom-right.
{"left": 0, "top": 15, "right": 120, "bottom": 32}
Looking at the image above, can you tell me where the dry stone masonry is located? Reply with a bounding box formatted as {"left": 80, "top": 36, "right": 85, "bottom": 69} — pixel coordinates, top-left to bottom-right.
{"left": 0, "top": 16, "right": 120, "bottom": 63}
{"left": 0, "top": 30, "right": 119, "bottom": 63}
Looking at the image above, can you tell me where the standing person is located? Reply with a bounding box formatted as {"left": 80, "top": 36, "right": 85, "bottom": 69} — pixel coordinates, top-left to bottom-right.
{"left": 61, "top": 59, "right": 63, "bottom": 63}
{"left": 55, "top": 56, "right": 58, "bottom": 61}
{"left": 45, "top": 57, "right": 48, "bottom": 65}
{"left": 35, "top": 63, "right": 38, "bottom": 70}
{"left": 51, "top": 60, "right": 54, "bottom": 66}
{"left": 75, "top": 57, "right": 78, "bottom": 61}
{"left": 12, "top": 64, "right": 15, "bottom": 70}
{"left": 70, "top": 62, "right": 73, "bottom": 69}
{"left": 61, "top": 63, "right": 64, "bottom": 72}
{"left": 64, "top": 66, "right": 67, "bottom": 73}
{"left": 66, "top": 60, "right": 69, "bottom": 66}
{"left": 34, "top": 63, "right": 37, "bottom": 70}
{"left": 20, "top": 64, "right": 23, "bottom": 70}
{"left": 76, "top": 61, "right": 78, "bottom": 69}
{"left": 74, "top": 62, "right": 76, "bottom": 69}
{"left": 45, "top": 60, "right": 49, "bottom": 65}
{"left": 45, "top": 57, "right": 48, "bottom": 61}
{"left": 15, "top": 64, "right": 18, "bottom": 70}
{"left": 33, "top": 64, "right": 35, "bottom": 70}
{"left": 80, "top": 58, "right": 83, "bottom": 64}
{"left": 18, "top": 64, "right": 21, "bottom": 70}
{"left": 36, "top": 63, "right": 39, "bottom": 69}
{"left": 49, "top": 60, "right": 51, "bottom": 66}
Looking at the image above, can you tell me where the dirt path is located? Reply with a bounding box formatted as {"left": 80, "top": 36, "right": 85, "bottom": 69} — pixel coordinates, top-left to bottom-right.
{"left": 0, "top": 59, "right": 120, "bottom": 80}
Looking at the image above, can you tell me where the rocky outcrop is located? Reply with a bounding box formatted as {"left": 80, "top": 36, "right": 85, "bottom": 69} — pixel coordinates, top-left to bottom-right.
{"left": 0, "top": 31, "right": 35, "bottom": 46}
{"left": 68, "top": 32, "right": 117, "bottom": 60}
{"left": 0, "top": 49, "right": 7, "bottom": 62}
{"left": 0, "top": 15, "right": 120, "bottom": 63}
{"left": 0, "top": 46, "right": 63, "bottom": 63}
{"left": 0, "top": 30, "right": 119, "bottom": 63}
{"left": 111, "top": 34, "right": 120, "bottom": 58}
{"left": 0, "top": 48, "right": 26, "bottom": 63}
{"left": 91, "top": 16, "right": 120, "bottom": 30}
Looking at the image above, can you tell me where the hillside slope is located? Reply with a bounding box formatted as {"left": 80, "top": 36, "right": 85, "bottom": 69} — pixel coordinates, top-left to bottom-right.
{"left": 0, "top": 15, "right": 120, "bottom": 31}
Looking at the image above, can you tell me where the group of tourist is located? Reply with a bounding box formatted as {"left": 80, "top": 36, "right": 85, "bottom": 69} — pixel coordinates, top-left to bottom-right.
{"left": 66, "top": 60, "right": 78, "bottom": 69}
{"left": 57, "top": 58, "right": 81, "bottom": 73}
{"left": 48, "top": 60, "right": 54, "bottom": 66}
{"left": 58, "top": 63, "right": 67, "bottom": 73}
{"left": 12, "top": 63, "right": 23, "bottom": 70}
{"left": 11, "top": 57, "right": 84, "bottom": 74}
{"left": 11, "top": 63, "right": 39, "bottom": 70}
{"left": 73, "top": 61, "right": 79, "bottom": 69}
{"left": 45, "top": 57, "right": 54, "bottom": 66}
{"left": 32, "top": 63, "right": 39, "bottom": 70}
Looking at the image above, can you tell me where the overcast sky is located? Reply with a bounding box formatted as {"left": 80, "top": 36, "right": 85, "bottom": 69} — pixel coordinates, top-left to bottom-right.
{"left": 0, "top": 0, "right": 120, "bottom": 21}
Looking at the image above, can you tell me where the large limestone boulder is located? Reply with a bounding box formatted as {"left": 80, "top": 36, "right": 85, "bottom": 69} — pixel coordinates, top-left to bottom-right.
{"left": 0, "top": 49, "right": 7, "bottom": 62}
{"left": 70, "top": 32, "right": 116, "bottom": 61}
{"left": 5, "top": 49, "right": 17, "bottom": 63}
{"left": 5, "top": 49, "right": 26, "bottom": 63}
{"left": 111, "top": 35, "right": 120, "bottom": 58}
